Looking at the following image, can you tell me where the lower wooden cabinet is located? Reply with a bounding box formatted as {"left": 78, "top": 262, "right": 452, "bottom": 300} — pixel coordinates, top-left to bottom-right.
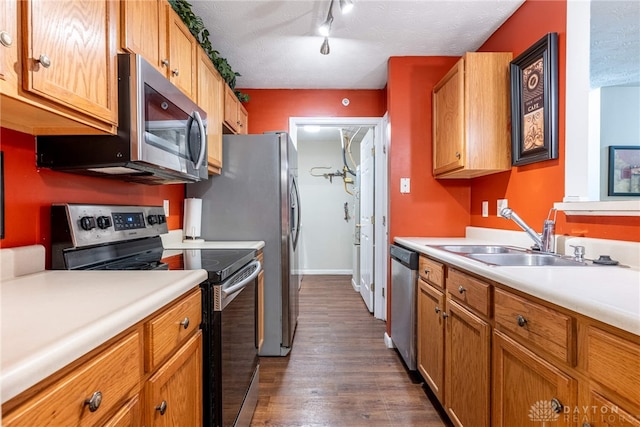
{"left": 445, "top": 299, "right": 491, "bottom": 427}
{"left": 2, "top": 288, "right": 203, "bottom": 427}
{"left": 417, "top": 278, "right": 445, "bottom": 402}
{"left": 145, "top": 331, "right": 203, "bottom": 427}
{"left": 583, "top": 389, "right": 640, "bottom": 427}
{"left": 493, "top": 330, "right": 577, "bottom": 427}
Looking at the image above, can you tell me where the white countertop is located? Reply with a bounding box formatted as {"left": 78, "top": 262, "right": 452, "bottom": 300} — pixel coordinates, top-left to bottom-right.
{"left": 0, "top": 269, "right": 207, "bottom": 404}
{"left": 395, "top": 236, "right": 640, "bottom": 336}
{"left": 160, "top": 229, "right": 265, "bottom": 251}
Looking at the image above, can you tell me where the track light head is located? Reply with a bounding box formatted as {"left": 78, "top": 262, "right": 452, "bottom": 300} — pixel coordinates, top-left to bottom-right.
{"left": 339, "top": 0, "right": 354, "bottom": 14}
{"left": 320, "top": 37, "right": 330, "bottom": 55}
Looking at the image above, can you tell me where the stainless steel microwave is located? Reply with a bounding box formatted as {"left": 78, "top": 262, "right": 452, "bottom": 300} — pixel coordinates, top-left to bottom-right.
{"left": 37, "top": 53, "right": 208, "bottom": 184}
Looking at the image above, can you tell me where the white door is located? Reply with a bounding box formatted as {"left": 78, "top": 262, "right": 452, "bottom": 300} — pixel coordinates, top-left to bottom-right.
{"left": 359, "top": 129, "right": 375, "bottom": 312}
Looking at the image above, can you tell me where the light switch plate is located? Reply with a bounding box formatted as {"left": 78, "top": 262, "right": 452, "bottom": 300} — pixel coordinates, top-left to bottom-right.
{"left": 163, "top": 200, "right": 170, "bottom": 217}
{"left": 400, "top": 178, "right": 410, "bottom": 193}
{"left": 497, "top": 199, "right": 508, "bottom": 217}
{"left": 482, "top": 201, "right": 489, "bottom": 217}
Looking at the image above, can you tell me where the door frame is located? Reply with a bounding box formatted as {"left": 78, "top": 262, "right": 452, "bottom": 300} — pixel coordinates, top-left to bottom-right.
{"left": 289, "top": 116, "right": 388, "bottom": 320}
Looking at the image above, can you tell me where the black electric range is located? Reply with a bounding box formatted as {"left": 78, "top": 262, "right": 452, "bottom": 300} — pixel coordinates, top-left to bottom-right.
{"left": 50, "top": 203, "right": 261, "bottom": 427}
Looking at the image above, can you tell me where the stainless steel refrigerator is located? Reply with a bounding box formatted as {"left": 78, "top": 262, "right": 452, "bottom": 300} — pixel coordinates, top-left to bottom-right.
{"left": 187, "top": 132, "right": 300, "bottom": 356}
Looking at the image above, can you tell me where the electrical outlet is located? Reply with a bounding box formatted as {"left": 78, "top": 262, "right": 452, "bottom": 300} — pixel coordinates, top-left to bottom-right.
{"left": 497, "top": 199, "right": 508, "bottom": 217}
{"left": 482, "top": 201, "right": 489, "bottom": 217}
{"left": 400, "top": 178, "right": 410, "bottom": 193}
{"left": 163, "top": 200, "right": 170, "bottom": 217}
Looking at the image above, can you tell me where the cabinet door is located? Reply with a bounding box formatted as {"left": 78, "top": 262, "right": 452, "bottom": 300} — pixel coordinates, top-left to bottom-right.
{"left": 418, "top": 279, "right": 445, "bottom": 403}
{"left": 0, "top": 0, "right": 17, "bottom": 89}
{"left": 223, "top": 83, "right": 239, "bottom": 133}
{"left": 145, "top": 331, "right": 202, "bottom": 427}
{"left": 196, "top": 49, "right": 224, "bottom": 173}
{"left": 433, "top": 58, "right": 465, "bottom": 176}
{"left": 23, "top": 0, "right": 117, "bottom": 124}
{"left": 104, "top": 395, "right": 141, "bottom": 427}
{"left": 166, "top": 6, "right": 196, "bottom": 100}
{"left": 493, "top": 330, "right": 578, "bottom": 427}
{"left": 237, "top": 102, "right": 248, "bottom": 134}
{"left": 583, "top": 390, "right": 640, "bottom": 427}
{"left": 121, "top": 0, "right": 166, "bottom": 74}
{"left": 445, "top": 299, "right": 491, "bottom": 427}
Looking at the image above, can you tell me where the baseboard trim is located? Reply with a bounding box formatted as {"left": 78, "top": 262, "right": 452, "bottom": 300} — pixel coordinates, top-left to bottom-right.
{"left": 384, "top": 332, "right": 395, "bottom": 349}
{"left": 301, "top": 269, "right": 352, "bottom": 275}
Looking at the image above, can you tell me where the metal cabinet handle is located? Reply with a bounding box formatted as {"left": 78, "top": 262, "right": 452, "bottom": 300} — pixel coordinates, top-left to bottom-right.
{"left": 516, "top": 315, "right": 527, "bottom": 327}
{"left": 37, "top": 54, "right": 51, "bottom": 68}
{"left": 156, "top": 400, "right": 167, "bottom": 415}
{"left": 434, "top": 306, "right": 441, "bottom": 314}
{"left": 455, "top": 152, "right": 461, "bottom": 159}
{"left": 180, "top": 317, "right": 190, "bottom": 329}
{"left": 171, "top": 68, "right": 179, "bottom": 76}
{"left": 161, "top": 59, "right": 169, "bottom": 67}
{"left": 84, "top": 391, "right": 102, "bottom": 412}
{"left": 442, "top": 312, "right": 449, "bottom": 319}
{"left": 458, "top": 285, "right": 466, "bottom": 294}
{"left": 423, "top": 269, "right": 430, "bottom": 276}
{"left": 550, "top": 397, "right": 563, "bottom": 414}
{"left": 582, "top": 423, "right": 592, "bottom": 427}
{"left": 0, "top": 31, "right": 13, "bottom": 47}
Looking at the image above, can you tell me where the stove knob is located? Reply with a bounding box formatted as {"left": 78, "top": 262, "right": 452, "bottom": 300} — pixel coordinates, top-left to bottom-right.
{"left": 157, "top": 214, "right": 166, "bottom": 224}
{"left": 96, "top": 216, "right": 112, "bottom": 229}
{"left": 147, "top": 214, "right": 158, "bottom": 225}
{"left": 80, "top": 216, "right": 96, "bottom": 231}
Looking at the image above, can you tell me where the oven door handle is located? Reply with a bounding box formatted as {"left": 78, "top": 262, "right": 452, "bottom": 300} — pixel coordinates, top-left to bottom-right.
{"left": 221, "top": 260, "right": 261, "bottom": 298}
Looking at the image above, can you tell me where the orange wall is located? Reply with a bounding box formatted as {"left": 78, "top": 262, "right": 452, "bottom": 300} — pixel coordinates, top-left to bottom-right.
{"left": 241, "top": 89, "right": 386, "bottom": 134}
{"left": 470, "top": 0, "right": 640, "bottom": 241}
{"left": 387, "top": 56, "right": 471, "bottom": 242}
{"left": 0, "top": 127, "right": 185, "bottom": 255}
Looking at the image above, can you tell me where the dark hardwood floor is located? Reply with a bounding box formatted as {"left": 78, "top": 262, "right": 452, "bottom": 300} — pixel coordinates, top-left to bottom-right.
{"left": 250, "top": 275, "right": 450, "bottom": 427}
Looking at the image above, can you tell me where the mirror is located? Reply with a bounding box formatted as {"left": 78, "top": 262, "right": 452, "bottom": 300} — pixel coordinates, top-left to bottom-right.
{"left": 564, "top": 0, "right": 640, "bottom": 208}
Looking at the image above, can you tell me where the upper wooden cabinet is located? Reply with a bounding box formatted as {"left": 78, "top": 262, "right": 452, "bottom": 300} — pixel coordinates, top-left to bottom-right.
{"left": 1, "top": 0, "right": 118, "bottom": 135}
{"left": 120, "top": 0, "right": 167, "bottom": 74}
{"left": 166, "top": 6, "right": 196, "bottom": 100}
{"left": 196, "top": 48, "right": 224, "bottom": 174}
{"left": 224, "top": 84, "right": 248, "bottom": 134}
{"left": 121, "top": 1, "right": 196, "bottom": 101}
{"left": 432, "top": 52, "right": 512, "bottom": 178}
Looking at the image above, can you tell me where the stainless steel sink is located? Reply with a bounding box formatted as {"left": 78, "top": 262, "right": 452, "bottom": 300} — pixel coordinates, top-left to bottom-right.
{"left": 431, "top": 244, "right": 590, "bottom": 266}
{"left": 434, "top": 245, "right": 524, "bottom": 254}
{"left": 466, "top": 253, "right": 589, "bottom": 267}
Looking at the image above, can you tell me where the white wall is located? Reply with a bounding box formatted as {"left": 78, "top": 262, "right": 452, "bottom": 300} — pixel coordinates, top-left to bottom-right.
{"left": 599, "top": 85, "right": 640, "bottom": 199}
{"left": 297, "top": 134, "right": 359, "bottom": 274}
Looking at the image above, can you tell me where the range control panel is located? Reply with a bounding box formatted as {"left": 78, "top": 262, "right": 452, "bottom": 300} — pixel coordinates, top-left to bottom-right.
{"left": 53, "top": 204, "right": 168, "bottom": 248}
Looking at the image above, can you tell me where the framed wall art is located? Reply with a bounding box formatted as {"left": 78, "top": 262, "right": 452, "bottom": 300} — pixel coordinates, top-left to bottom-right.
{"left": 510, "top": 33, "right": 559, "bottom": 166}
{"left": 608, "top": 146, "right": 640, "bottom": 196}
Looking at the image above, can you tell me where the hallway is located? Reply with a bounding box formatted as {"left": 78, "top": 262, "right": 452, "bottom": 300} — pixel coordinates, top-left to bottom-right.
{"left": 250, "top": 275, "right": 450, "bottom": 426}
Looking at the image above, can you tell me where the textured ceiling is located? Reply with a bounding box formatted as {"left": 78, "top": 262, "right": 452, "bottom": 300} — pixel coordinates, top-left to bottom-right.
{"left": 590, "top": 0, "right": 640, "bottom": 88}
{"left": 190, "top": 0, "right": 525, "bottom": 89}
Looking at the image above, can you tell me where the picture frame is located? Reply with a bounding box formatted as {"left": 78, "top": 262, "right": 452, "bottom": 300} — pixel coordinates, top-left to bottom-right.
{"left": 509, "top": 33, "right": 559, "bottom": 166}
{"left": 608, "top": 146, "right": 640, "bottom": 196}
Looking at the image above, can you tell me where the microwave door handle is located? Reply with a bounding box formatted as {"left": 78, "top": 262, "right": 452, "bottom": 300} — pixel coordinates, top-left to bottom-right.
{"left": 193, "top": 111, "right": 206, "bottom": 170}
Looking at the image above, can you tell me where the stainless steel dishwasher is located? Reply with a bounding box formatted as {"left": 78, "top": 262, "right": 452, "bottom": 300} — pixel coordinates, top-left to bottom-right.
{"left": 390, "top": 244, "right": 419, "bottom": 371}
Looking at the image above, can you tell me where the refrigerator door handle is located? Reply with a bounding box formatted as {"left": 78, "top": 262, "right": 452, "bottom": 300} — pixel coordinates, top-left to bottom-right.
{"left": 291, "top": 176, "right": 301, "bottom": 250}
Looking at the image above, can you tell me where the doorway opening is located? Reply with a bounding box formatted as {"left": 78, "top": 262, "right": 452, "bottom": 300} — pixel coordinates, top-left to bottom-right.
{"left": 289, "top": 116, "right": 389, "bottom": 321}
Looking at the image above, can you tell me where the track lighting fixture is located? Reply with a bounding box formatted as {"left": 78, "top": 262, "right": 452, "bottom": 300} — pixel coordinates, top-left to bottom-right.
{"left": 318, "top": 0, "right": 334, "bottom": 37}
{"left": 318, "top": 0, "right": 355, "bottom": 54}
{"left": 320, "top": 37, "right": 330, "bottom": 55}
{"left": 339, "top": 0, "right": 354, "bottom": 14}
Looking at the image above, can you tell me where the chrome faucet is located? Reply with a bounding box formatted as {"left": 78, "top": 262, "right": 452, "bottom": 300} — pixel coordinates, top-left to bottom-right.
{"left": 500, "top": 207, "right": 556, "bottom": 253}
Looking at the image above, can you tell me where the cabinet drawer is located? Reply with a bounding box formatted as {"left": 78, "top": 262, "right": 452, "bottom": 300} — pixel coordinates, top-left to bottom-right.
{"left": 145, "top": 289, "right": 202, "bottom": 371}
{"left": 585, "top": 326, "right": 640, "bottom": 406}
{"left": 419, "top": 256, "right": 444, "bottom": 289}
{"left": 447, "top": 268, "right": 491, "bottom": 317}
{"left": 3, "top": 331, "right": 141, "bottom": 427}
{"left": 494, "top": 288, "right": 575, "bottom": 365}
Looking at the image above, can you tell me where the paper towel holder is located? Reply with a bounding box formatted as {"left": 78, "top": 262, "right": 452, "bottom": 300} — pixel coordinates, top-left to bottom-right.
{"left": 183, "top": 198, "right": 205, "bottom": 243}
